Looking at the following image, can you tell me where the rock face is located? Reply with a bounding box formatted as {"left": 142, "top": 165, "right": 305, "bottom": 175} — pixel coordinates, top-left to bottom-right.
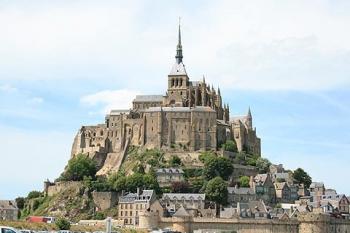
{"left": 70, "top": 26, "right": 261, "bottom": 176}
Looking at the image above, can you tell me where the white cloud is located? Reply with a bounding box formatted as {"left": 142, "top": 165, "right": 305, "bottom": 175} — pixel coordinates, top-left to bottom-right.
{"left": 27, "top": 97, "right": 44, "bottom": 105}
{"left": 81, "top": 89, "right": 140, "bottom": 114}
{"left": 1, "top": 0, "right": 350, "bottom": 91}
{"left": 0, "top": 84, "right": 17, "bottom": 92}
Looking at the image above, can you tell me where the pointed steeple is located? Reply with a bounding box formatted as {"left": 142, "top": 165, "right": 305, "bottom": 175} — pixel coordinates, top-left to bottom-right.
{"left": 175, "top": 19, "right": 183, "bottom": 64}
{"left": 247, "top": 107, "right": 252, "bottom": 118}
{"left": 218, "top": 87, "right": 221, "bottom": 95}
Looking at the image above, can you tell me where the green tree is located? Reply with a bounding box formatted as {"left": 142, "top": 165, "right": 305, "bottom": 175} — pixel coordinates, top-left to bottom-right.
{"left": 125, "top": 173, "right": 144, "bottom": 192}
{"left": 222, "top": 140, "right": 238, "bottom": 152}
{"left": 293, "top": 168, "right": 312, "bottom": 188}
{"left": 169, "top": 155, "right": 182, "bottom": 167}
{"left": 205, "top": 177, "right": 228, "bottom": 216}
{"left": 27, "top": 191, "right": 42, "bottom": 199}
{"left": 256, "top": 157, "right": 271, "bottom": 173}
{"left": 239, "top": 176, "right": 250, "bottom": 187}
{"left": 216, "top": 157, "right": 234, "bottom": 180}
{"left": 55, "top": 218, "right": 71, "bottom": 230}
{"left": 203, "top": 157, "right": 233, "bottom": 180}
{"left": 61, "top": 154, "right": 97, "bottom": 181}
{"left": 143, "top": 174, "right": 160, "bottom": 193}
{"left": 15, "top": 197, "right": 25, "bottom": 209}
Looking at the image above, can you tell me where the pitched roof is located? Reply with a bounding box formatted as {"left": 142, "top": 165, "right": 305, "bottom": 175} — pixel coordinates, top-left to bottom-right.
{"left": 162, "top": 193, "right": 205, "bottom": 201}
{"left": 169, "top": 62, "right": 187, "bottom": 76}
{"left": 156, "top": 168, "right": 184, "bottom": 174}
{"left": 133, "top": 95, "right": 164, "bottom": 102}
{"left": 173, "top": 206, "right": 190, "bottom": 217}
{"left": 119, "top": 190, "right": 155, "bottom": 203}
{"left": 227, "top": 187, "right": 255, "bottom": 195}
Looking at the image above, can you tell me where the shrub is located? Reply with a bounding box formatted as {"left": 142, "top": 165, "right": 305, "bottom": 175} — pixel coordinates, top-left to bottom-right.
{"left": 94, "top": 212, "right": 105, "bottom": 220}
{"left": 169, "top": 155, "right": 182, "bottom": 167}
{"left": 55, "top": 218, "right": 71, "bottom": 230}
{"left": 239, "top": 176, "right": 250, "bottom": 187}
{"left": 222, "top": 140, "right": 238, "bottom": 152}
{"left": 199, "top": 151, "right": 216, "bottom": 163}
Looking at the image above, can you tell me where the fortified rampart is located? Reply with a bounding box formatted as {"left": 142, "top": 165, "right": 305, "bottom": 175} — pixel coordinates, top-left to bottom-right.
{"left": 137, "top": 213, "right": 350, "bottom": 233}
{"left": 44, "top": 181, "right": 82, "bottom": 197}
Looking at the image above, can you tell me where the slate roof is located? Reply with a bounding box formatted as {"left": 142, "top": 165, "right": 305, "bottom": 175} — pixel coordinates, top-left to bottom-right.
{"left": 133, "top": 95, "right": 164, "bottom": 102}
{"left": 173, "top": 206, "right": 190, "bottom": 217}
{"left": 239, "top": 200, "right": 268, "bottom": 214}
{"left": 156, "top": 168, "right": 184, "bottom": 174}
{"left": 227, "top": 187, "right": 255, "bottom": 195}
{"left": 169, "top": 62, "right": 187, "bottom": 76}
{"left": 162, "top": 193, "right": 205, "bottom": 201}
{"left": 119, "top": 190, "right": 155, "bottom": 203}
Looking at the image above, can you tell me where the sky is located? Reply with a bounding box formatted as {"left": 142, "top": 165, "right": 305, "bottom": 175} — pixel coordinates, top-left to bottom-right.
{"left": 0, "top": 0, "right": 350, "bottom": 199}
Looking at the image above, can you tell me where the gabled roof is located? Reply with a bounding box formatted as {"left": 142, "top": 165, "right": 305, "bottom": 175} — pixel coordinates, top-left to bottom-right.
{"left": 162, "top": 193, "right": 205, "bottom": 201}
{"left": 173, "top": 206, "right": 190, "bottom": 217}
{"left": 156, "top": 168, "right": 184, "bottom": 174}
{"left": 227, "top": 187, "right": 255, "bottom": 195}
{"left": 169, "top": 62, "right": 187, "bottom": 76}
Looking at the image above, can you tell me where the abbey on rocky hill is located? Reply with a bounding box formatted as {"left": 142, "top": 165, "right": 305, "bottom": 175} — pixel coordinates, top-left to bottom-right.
{"left": 71, "top": 25, "right": 261, "bottom": 174}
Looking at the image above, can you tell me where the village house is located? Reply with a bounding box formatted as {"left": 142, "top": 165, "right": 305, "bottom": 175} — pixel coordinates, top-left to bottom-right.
{"left": 0, "top": 200, "right": 18, "bottom": 221}
{"left": 227, "top": 186, "right": 256, "bottom": 204}
{"left": 161, "top": 193, "right": 205, "bottom": 215}
{"left": 320, "top": 194, "right": 350, "bottom": 214}
{"left": 251, "top": 174, "right": 276, "bottom": 204}
{"left": 275, "top": 182, "right": 291, "bottom": 203}
{"left": 155, "top": 168, "right": 184, "bottom": 187}
{"left": 310, "top": 182, "right": 325, "bottom": 203}
{"left": 117, "top": 189, "right": 156, "bottom": 226}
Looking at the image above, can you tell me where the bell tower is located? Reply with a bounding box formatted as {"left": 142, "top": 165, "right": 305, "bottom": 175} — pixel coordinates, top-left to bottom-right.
{"left": 167, "top": 21, "right": 189, "bottom": 106}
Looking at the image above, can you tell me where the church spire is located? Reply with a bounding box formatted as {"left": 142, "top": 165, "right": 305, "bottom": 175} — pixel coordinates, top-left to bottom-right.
{"left": 175, "top": 19, "right": 183, "bottom": 64}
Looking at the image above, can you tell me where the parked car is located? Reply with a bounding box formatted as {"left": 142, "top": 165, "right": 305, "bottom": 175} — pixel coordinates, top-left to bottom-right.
{"left": 20, "top": 230, "right": 35, "bottom": 233}
{"left": 0, "top": 226, "right": 22, "bottom": 233}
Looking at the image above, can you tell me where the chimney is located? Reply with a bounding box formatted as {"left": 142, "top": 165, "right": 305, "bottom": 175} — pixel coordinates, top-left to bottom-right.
{"left": 249, "top": 176, "right": 254, "bottom": 188}
{"left": 137, "top": 187, "right": 141, "bottom": 195}
{"left": 121, "top": 190, "right": 125, "bottom": 196}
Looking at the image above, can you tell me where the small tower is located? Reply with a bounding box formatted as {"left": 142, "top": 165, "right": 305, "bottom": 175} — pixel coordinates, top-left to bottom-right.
{"left": 246, "top": 107, "right": 253, "bottom": 129}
